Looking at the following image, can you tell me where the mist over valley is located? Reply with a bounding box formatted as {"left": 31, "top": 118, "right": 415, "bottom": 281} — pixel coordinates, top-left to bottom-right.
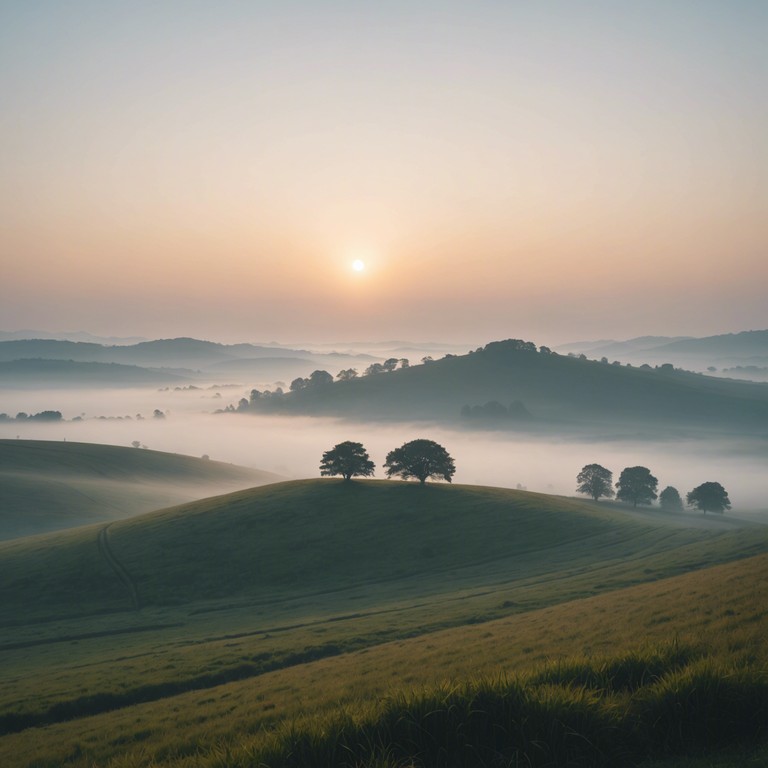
{"left": 3, "top": 2, "right": 768, "bottom": 763}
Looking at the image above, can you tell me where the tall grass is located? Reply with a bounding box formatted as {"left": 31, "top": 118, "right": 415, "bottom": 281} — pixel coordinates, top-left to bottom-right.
{"left": 239, "top": 643, "right": 768, "bottom": 768}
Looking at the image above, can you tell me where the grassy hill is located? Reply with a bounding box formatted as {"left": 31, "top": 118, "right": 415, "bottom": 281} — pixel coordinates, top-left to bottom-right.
{"left": 247, "top": 339, "right": 768, "bottom": 432}
{"left": 3, "top": 478, "right": 761, "bottom": 621}
{"left": 0, "top": 439, "right": 282, "bottom": 539}
{"left": 0, "top": 478, "right": 765, "bottom": 766}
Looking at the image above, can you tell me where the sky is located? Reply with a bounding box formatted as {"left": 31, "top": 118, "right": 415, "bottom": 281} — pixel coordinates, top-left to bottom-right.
{"left": 1, "top": 1, "right": 766, "bottom": 346}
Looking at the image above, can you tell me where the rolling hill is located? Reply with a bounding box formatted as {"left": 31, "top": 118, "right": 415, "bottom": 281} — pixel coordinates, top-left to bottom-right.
{"left": 0, "top": 439, "right": 282, "bottom": 539}
{"left": 0, "top": 478, "right": 766, "bottom": 766}
{"left": 246, "top": 339, "right": 768, "bottom": 432}
{"left": 3, "top": 478, "right": 760, "bottom": 621}
{"left": 559, "top": 329, "right": 768, "bottom": 372}
{"left": 0, "top": 358, "right": 189, "bottom": 387}
{"left": 0, "top": 337, "right": 375, "bottom": 376}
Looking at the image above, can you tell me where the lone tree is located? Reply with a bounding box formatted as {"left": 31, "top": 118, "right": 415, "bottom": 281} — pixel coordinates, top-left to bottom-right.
{"left": 659, "top": 485, "right": 683, "bottom": 512}
{"left": 616, "top": 466, "right": 658, "bottom": 507}
{"left": 319, "top": 441, "right": 375, "bottom": 481}
{"left": 384, "top": 439, "right": 455, "bottom": 485}
{"left": 687, "top": 482, "right": 731, "bottom": 514}
{"left": 576, "top": 464, "right": 614, "bottom": 501}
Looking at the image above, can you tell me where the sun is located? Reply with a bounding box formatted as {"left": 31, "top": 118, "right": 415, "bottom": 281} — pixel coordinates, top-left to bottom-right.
{"left": 351, "top": 259, "right": 366, "bottom": 272}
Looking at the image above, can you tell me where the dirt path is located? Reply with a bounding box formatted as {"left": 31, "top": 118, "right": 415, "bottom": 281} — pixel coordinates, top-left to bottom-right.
{"left": 97, "top": 525, "right": 141, "bottom": 609}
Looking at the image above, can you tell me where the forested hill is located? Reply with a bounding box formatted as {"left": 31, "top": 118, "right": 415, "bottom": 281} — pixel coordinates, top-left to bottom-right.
{"left": 246, "top": 339, "right": 768, "bottom": 431}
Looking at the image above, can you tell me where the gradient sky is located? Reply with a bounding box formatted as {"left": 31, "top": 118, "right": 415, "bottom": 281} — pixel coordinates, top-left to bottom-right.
{"left": 1, "top": 1, "right": 766, "bottom": 345}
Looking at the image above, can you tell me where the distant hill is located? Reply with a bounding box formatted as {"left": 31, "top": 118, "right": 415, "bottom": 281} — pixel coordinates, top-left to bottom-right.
{"left": 0, "top": 337, "right": 377, "bottom": 383}
{"left": 0, "top": 358, "right": 188, "bottom": 387}
{"left": 557, "top": 330, "right": 768, "bottom": 373}
{"left": 556, "top": 336, "right": 694, "bottom": 355}
{"left": 0, "top": 329, "right": 146, "bottom": 344}
{"left": 245, "top": 339, "right": 768, "bottom": 432}
{"left": 655, "top": 329, "right": 768, "bottom": 359}
{"left": 0, "top": 439, "right": 282, "bottom": 539}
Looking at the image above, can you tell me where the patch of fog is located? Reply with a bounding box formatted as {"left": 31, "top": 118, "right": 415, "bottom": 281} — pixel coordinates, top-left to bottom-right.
{"left": 0, "top": 385, "right": 240, "bottom": 420}
{"left": 2, "top": 386, "right": 766, "bottom": 517}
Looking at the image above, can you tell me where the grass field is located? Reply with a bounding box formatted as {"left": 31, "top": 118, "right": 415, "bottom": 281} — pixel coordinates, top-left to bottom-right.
{"left": 0, "top": 477, "right": 766, "bottom": 766}
{"left": 0, "top": 439, "right": 281, "bottom": 539}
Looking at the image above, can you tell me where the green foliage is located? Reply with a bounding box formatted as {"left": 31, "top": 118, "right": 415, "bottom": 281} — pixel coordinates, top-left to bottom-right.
{"left": 687, "top": 482, "right": 731, "bottom": 514}
{"left": 576, "top": 463, "right": 614, "bottom": 501}
{"left": 660, "top": 486, "right": 684, "bottom": 512}
{"left": 616, "top": 466, "right": 659, "bottom": 507}
{"left": 384, "top": 439, "right": 455, "bottom": 484}
{"left": 319, "top": 441, "right": 375, "bottom": 480}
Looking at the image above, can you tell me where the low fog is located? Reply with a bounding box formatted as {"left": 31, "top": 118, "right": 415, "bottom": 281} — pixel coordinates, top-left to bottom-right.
{"left": 2, "top": 386, "right": 767, "bottom": 518}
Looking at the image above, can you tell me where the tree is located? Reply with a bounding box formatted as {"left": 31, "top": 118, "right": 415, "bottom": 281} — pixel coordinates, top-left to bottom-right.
{"left": 616, "top": 466, "right": 658, "bottom": 507}
{"left": 687, "top": 482, "right": 731, "bottom": 514}
{"left": 365, "top": 362, "right": 385, "bottom": 376}
{"left": 319, "top": 441, "right": 375, "bottom": 481}
{"left": 576, "top": 464, "right": 614, "bottom": 502}
{"left": 382, "top": 357, "right": 399, "bottom": 372}
{"left": 659, "top": 486, "right": 683, "bottom": 512}
{"left": 307, "top": 369, "right": 333, "bottom": 387}
{"left": 336, "top": 368, "right": 358, "bottom": 381}
{"left": 384, "top": 439, "right": 455, "bottom": 484}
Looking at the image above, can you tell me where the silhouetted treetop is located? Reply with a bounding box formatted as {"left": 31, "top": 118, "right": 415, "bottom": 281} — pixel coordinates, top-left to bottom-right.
{"left": 687, "top": 482, "right": 731, "bottom": 514}
{"left": 659, "top": 486, "right": 683, "bottom": 511}
{"left": 384, "top": 439, "right": 455, "bottom": 485}
{"left": 616, "top": 466, "right": 658, "bottom": 507}
{"left": 576, "top": 464, "right": 614, "bottom": 502}
{"left": 319, "top": 441, "right": 375, "bottom": 481}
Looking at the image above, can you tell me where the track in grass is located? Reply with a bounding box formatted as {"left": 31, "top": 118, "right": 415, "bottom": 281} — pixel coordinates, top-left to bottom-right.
{"left": 97, "top": 525, "right": 140, "bottom": 610}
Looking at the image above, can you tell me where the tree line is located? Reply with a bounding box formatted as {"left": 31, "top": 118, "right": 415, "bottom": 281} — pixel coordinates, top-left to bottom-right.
{"left": 317, "top": 443, "right": 732, "bottom": 514}
{"left": 576, "top": 463, "right": 731, "bottom": 514}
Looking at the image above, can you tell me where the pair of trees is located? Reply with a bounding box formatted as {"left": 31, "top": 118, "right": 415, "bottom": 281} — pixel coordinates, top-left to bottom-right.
{"left": 660, "top": 481, "right": 730, "bottom": 514}
{"left": 319, "top": 439, "right": 455, "bottom": 484}
{"left": 576, "top": 464, "right": 731, "bottom": 513}
{"left": 576, "top": 464, "right": 658, "bottom": 507}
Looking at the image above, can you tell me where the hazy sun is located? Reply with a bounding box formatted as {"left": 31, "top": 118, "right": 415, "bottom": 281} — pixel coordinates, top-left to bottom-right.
{"left": 351, "top": 259, "right": 366, "bottom": 272}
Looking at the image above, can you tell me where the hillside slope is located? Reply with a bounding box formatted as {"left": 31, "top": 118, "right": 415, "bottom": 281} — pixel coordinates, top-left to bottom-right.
{"left": 247, "top": 339, "right": 768, "bottom": 431}
{"left": 2, "top": 479, "right": 763, "bottom": 625}
{"left": 1, "top": 517, "right": 766, "bottom": 767}
{"left": 0, "top": 358, "right": 188, "bottom": 387}
{"left": 0, "top": 439, "right": 282, "bottom": 539}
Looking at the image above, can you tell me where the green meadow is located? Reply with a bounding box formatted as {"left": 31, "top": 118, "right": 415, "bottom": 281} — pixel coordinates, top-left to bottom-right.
{"left": 0, "top": 439, "right": 281, "bottom": 539}
{"left": 1, "top": 473, "right": 766, "bottom": 767}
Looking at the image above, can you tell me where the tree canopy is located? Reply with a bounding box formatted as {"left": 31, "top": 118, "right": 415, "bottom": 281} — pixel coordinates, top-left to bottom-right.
{"left": 687, "top": 482, "right": 731, "bottom": 514}
{"left": 659, "top": 486, "right": 683, "bottom": 512}
{"left": 615, "top": 466, "right": 658, "bottom": 507}
{"left": 319, "top": 441, "right": 375, "bottom": 481}
{"left": 384, "top": 439, "right": 455, "bottom": 484}
{"left": 576, "top": 464, "right": 614, "bottom": 501}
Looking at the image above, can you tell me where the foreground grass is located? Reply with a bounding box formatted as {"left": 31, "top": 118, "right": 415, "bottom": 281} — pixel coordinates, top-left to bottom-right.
{"left": 237, "top": 646, "right": 768, "bottom": 768}
{"left": 2, "top": 550, "right": 766, "bottom": 767}
{"left": 17, "top": 644, "right": 767, "bottom": 768}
